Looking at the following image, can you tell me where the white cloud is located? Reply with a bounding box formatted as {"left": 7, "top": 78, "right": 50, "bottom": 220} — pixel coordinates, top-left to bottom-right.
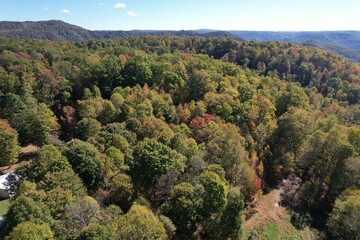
{"left": 60, "top": 9, "right": 71, "bottom": 14}
{"left": 125, "top": 11, "right": 137, "bottom": 17}
{"left": 114, "top": 3, "right": 126, "bottom": 9}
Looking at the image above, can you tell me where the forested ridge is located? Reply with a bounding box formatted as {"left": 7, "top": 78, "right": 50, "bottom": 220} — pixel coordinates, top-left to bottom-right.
{"left": 303, "top": 40, "right": 360, "bottom": 64}
{"left": 230, "top": 30, "right": 360, "bottom": 63}
{"left": 0, "top": 36, "right": 359, "bottom": 239}
{"left": 2, "top": 20, "right": 360, "bottom": 63}
{"left": 0, "top": 20, "right": 244, "bottom": 42}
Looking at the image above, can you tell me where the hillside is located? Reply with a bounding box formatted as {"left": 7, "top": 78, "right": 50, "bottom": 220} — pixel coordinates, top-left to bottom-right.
{"left": 0, "top": 20, "right": 91, "bottom": 41}
{"left": 231, "top": 30, "right": 360, "bottom": 63}
{"left": 1, "top": 21, "right": 360, "bottom": 63}
{"left": 230, "top": 31, "right": 360, "bottom": 50}
{"left": 0, "top": 36, "right": 359, "bottom": 239}
{"left": 66, "top": 36, "right": 360, "bottom": 104}
{"left": 0, "top": 20, "right": 244, "bottom": 42}
{"left": 303, "top": 40, "right": 360, "bottom": 63}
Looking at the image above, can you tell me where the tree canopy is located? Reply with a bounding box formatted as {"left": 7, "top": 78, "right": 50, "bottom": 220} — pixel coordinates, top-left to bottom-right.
{"left": 0, "top": 35, "right": 359, "bottom": 239}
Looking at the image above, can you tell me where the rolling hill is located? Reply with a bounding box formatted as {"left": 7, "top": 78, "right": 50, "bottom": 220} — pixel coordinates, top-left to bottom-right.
{"left": 230, "top": 30, "right": 360, "bottom": 50}
{"left": 230, "top": 30, "right": 360, "bottom": 63}
{"left": 0, "top": 20, "right": 360, "bottom": 63}
{"left": 0, "top": 20, "right": 244, "bottom": 42}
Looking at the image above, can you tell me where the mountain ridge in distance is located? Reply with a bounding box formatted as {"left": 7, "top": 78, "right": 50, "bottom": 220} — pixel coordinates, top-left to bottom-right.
{"left": 1, "top": 20, "right": 360, "bottom": 63}
{"left": 0, "top": 20, "right": 244, "bottom": 42}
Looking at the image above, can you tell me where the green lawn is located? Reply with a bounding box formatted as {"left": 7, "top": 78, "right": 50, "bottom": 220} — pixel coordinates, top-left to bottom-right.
{"left": 259, "top": 222, "right": 280, "bottom": 240}
{"left": 0, "top": 199, "right": 10, "bottom": 217}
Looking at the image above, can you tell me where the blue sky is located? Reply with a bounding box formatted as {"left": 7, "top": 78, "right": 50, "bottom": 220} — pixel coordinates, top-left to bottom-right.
{"left": 0, "top": 0, "right": 359, "bottom": 31}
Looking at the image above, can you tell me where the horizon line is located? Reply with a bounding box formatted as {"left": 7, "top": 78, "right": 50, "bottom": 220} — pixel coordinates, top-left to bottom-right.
{"left": 1, "top": 19, "right": 360, "bottom": 32}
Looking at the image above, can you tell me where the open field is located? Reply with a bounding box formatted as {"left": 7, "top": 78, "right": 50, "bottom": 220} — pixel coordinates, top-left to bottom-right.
{"left": 241, "top": 189, "right": 315, "bottom": 240}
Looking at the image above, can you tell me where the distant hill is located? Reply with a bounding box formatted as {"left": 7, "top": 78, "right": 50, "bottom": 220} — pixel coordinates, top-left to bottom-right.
{"left": 0, "top": 20, "right": 244, "bottom": 42}
{"left": 230, "top": 31, "right": 360, "bottom": 50}
{"left": 1, "top": 20, "right": 360, "bottom": 63}
{"left": 230, "top": 31, "right": 360, "bottom": 63}
{"left": 0, "top": 20, "right": 91, "bottom": 41}
{"left": 302, "top": 40, "right": 360, "bottom": 63}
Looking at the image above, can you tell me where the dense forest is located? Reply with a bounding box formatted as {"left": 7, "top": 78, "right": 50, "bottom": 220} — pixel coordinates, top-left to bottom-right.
{"left": 303, "top": 40, "right": 360, "bottom": 64}
{"left": 0, "top": 36, "right": 359, "bottom": 239}
{"left": 230, "top": 31, "right": 360, "bottom": 50}
{"left": 230, "top": 30, "right": 360, "bottom": 63}
{"left": 1, "top": 20, "right": 360, "bottom": 63}
{"left": 0, "top": 20, "right": 243, "bottom": 42}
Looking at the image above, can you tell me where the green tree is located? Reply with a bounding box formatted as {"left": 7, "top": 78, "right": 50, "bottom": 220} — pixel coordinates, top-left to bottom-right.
{"left": 199, "top": 170, "right": 228, "bottom": 219}
{"left": 105, "top": 146, "right": 126, "bottom": 170}
{"left": 139, "top": 118, "right": 175, "bottom": 144}
{"left": 77, "top": 224, "right": 112, "bottom": 240}
{"left": 197, "top": 121, "right": 248, "bottom": 184}
{"left": 43, "top": 186, "right": 74, "bottom": 219}
{"left": 348, "top": 127, "right": 360, "bottom": 154}
{"left": 114, "top": 204, "right": 167, "bottom": 240}
{"left": 268, "top": 108, "right": 314, "bottom": 180}
{"left": 0, "top": 120, "right": 20, "bottom": 167}
{"left": 90, "top": 55, "right": 123, "bottom": 98}
{"left": 75, "top": 118, "right": 102, "bottom": 141}
{"left": 159, "top": 215, "right": 177, "bottom": 239}
{"left": 271, "top": 108, "right": 314, "bottom": 154}
{"left": 34, "top": 144, "right": 72, "bottom": 179}
{"left": 16, "top": 180, "right": 37, "bottom": 198}
{"left": 163, "top": 182, "right": 201, "bottom": 238}
{"left": 131, "top": 138, "right": 185, "bottom": 190}
{"left": 39, "top": 169, "right": 87, "bottom": 198}
{"left": 122, "top": 56, "right": 153, "bottom": 87}
{"left": 62, "top": 139, "right": 103, "bottom": 191}
{"left": 171, "top": 130, "right": 206, "bottom": 179}
{"left": 161, "top": 71, "right": 185, "bottom": 93}
{"left": 5, "top": 221, "right": 54, "bottom": 240}
{"left": 97, "top": 100, "right": 117, "bottom": 125}
{"left": 106, "top": 173, "right": 134, "bottom": 211}
{"left": 342, "top": 157, "right": 360, "bottom": 189}
{"left": 276, "top": 82, "right": 309, "bottom": 116}
{"left": 216, "top": 187, "right": 244, "bottom": 240}
{"left": 3, "top": 196, "right": 53, "bottom": 237}
{"left": 22, "top": 103, "right": 59, "bottom": 146}
{"left": 327, "top": 190, "right": 360, "bottom": 239}
{"left": 297, "top": 127, "right": 355, "bottom": 219}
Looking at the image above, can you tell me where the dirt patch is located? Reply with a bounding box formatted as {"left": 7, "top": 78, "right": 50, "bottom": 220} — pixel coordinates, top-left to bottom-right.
{"left": 0, "top": 165, "right": 17, "bottom": 174}
{"left": 243, "top": 189, "right": 287, "bottom": 230}
{"left": 242, "top": 174, "right": 309, "bottom": 239}
{"left": 0, "top": 145, "right": 39, "bottom": 174}
{"left": 20, "top": 144, "right": 39, "bottom": 155}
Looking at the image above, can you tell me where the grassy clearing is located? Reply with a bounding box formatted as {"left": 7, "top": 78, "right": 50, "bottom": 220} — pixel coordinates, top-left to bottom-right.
{"left": 242, "top": 215, "right": 305, "bottom": 240}
{"left": 259, "top": 222, "right": 279, "bottom": 239}
{"left": 0, "top": 199, "right": 10, "bottom": 216}
{"left": 241, "top": 189, "right": 312, "bottom": 240}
